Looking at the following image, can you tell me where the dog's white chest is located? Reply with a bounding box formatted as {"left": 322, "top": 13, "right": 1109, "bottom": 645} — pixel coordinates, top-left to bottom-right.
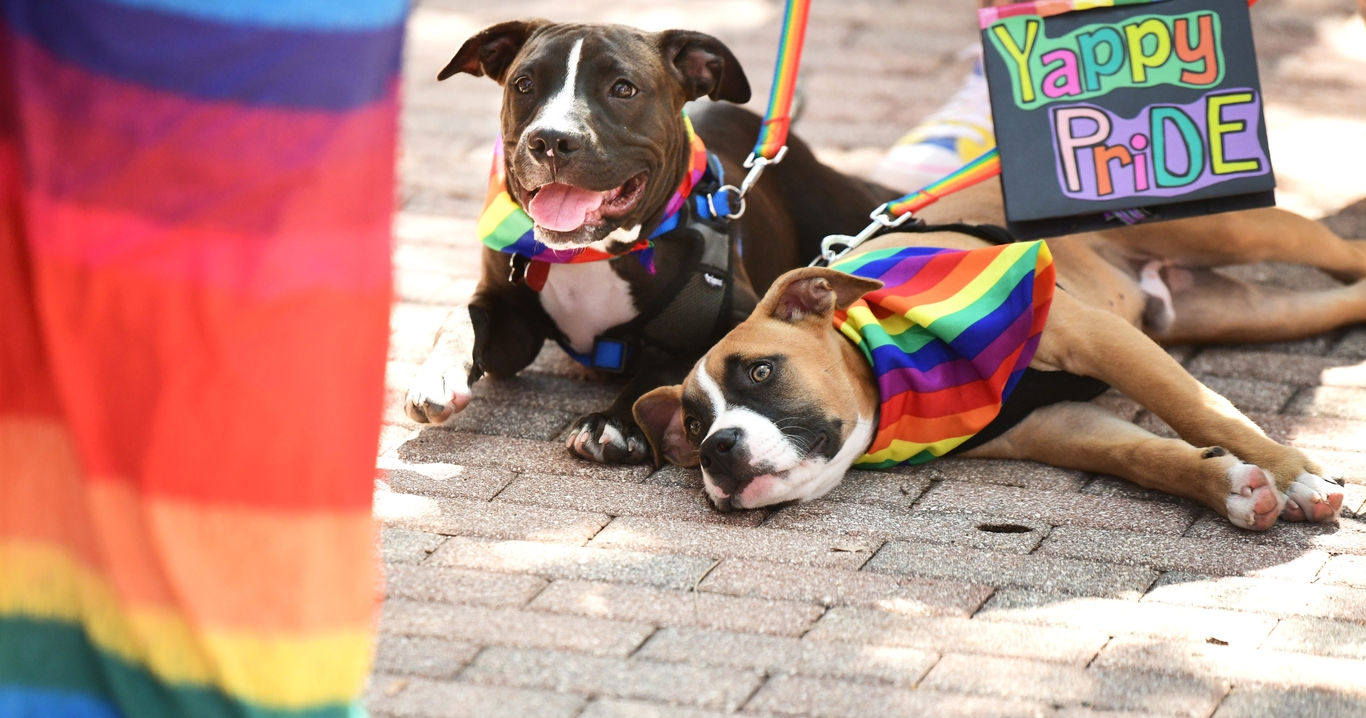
{"left": 540, "top": 261, "right": 639, "bottom": 353}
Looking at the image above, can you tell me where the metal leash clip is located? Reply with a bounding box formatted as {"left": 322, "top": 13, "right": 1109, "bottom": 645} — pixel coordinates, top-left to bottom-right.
{"left": 715, "top": 146, "right": 789, "bottom": 220}
{"left": 811, "top": 202, "right": 915, "bottom": 267}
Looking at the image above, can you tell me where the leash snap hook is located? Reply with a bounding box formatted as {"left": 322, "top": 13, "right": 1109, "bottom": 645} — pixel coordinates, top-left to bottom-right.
{"left": 735, "top": 146, "right": 788, "bottom": 201}
{"left": 870, "top": 202, "right": 914, "bottom": 229}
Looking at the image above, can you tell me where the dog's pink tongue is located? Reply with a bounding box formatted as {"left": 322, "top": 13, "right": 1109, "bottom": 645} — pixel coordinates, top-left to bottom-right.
{"left": 526, "top": 183, "right": 603, "bottom": 232}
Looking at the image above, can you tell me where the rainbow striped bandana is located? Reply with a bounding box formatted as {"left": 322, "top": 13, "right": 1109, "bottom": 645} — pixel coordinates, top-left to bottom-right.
{"left": 831, "top": 241, "right": 1055, "bottom": 468}
{"left": 476, "top": 113, "right": 710, "bottom": 278}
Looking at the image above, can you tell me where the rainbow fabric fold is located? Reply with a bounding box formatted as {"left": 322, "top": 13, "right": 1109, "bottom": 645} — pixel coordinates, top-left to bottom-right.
{"left": 1, "top": 1, "right": 402, "bottom": 716}
{"left": 831, "top": 241, "right": 1055, "bottom": 468}
{"left": 477, "top": 113, "right": 708, "bottom": 272}
{"left": 977, "top": 0, "right": 1174, "bottom": 28}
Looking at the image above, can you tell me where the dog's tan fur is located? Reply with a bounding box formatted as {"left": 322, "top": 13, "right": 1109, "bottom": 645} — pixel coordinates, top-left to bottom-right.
{"left": 639, "top": 178, "right": 1366, "bottom": 528}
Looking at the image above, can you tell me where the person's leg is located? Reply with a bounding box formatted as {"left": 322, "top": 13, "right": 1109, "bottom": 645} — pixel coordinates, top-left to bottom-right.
{"left": 0, "top": 2, "right": 402, "bottom": 715}
{"left": 870, "top": 0, "right": 1011, "bottom": 192}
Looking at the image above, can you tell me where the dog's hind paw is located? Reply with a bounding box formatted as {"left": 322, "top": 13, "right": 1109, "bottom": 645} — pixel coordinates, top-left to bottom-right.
{"left": 1225, "top": 463, "right": 1285, "bottom": 531}
{"left": 566, "top": 413, "right": 651, "bottom": 464}
{"left": 1280, "top": 472, "right": 1344, "bottom": 524}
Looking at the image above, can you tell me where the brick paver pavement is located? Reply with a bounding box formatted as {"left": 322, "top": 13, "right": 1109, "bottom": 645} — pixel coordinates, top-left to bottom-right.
{"left": 371, "top": 1, "right": 1366, "bottom": 715}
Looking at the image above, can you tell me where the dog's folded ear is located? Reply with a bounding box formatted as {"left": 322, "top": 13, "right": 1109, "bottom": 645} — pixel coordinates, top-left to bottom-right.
{"left": 440, "top": 19, "right": 549, "bottom": 83}
{"left": 760, "top": 267, "right": 884, "bottom": 324}
{"left": 657, "top": 30, "right": 751, "bottom": 104}
{"left": 633, "top": 385, "right": 699, "bottom": 469}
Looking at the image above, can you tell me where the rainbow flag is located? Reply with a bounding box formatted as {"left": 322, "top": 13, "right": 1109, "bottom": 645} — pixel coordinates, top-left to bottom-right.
{"left": 977, "top": 0, "right": 1174, "bottom": 28}
{"left": 1, "top": 1, "right": 403, "bottom": 716}
{"left": 831, "top": 241, "right": 1055, "bottom": 468}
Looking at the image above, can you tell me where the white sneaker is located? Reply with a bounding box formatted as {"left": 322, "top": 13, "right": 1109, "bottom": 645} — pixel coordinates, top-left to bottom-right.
{"left": 871, "top": 45, "right": 997, "bottom": 193}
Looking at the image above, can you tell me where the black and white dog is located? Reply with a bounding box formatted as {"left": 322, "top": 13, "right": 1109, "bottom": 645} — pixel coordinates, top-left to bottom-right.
{"left": 405, "top": 19, "right": 895, "bottom": 462}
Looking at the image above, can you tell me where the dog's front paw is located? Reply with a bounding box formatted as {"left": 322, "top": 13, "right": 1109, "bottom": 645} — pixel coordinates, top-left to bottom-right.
{"left": 1280, "top": 472, "right": 1344, "bottom": 524}
{"left": 404, "top": 359, "right": 473, "bottom": 425}
{"left": 566, "top": 413, "right": 651, "bottom": 464}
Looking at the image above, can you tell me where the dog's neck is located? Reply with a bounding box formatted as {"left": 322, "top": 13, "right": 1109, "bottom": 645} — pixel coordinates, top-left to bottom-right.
{"left": 832, "top": 324, "right": 882, "bottom": 452}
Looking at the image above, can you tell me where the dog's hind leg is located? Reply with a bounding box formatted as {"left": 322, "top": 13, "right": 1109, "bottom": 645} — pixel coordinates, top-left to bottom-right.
{"left": 1149, "top": 268, "right": 1366, "bottom": 345}
{"left": 1030, "top": 290, "right": 1343, "bottom": 525}
{"left": 962, "top": 402, "right": 1287, "bottom": 530}
{"left": 1109, "top": 208, "right": 1366, "bottom": 281}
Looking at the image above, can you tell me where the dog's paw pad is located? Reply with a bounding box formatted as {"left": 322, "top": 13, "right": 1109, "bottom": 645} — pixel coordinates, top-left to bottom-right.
{"left": 566, "top": 413, "right": 650, "bottom": 464}
{"left": 404, "top": 365, "right": 472, "bottom": 425}
{"left": 1225, "top": 464, "right": 1284, "bottom": 531}
{"left": 1282, "top": 472, "right": 1343, "bottom": 524}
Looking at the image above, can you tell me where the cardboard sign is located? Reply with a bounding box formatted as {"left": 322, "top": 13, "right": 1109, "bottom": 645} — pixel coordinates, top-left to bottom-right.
{"left": 980, "top": 0, "right": 1275, "bottom": 239}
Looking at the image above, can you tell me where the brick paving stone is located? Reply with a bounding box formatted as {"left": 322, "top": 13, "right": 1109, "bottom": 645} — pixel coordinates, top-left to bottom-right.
{"left": 367, "top": 676, "right": 585, "bottom": 718}
{"left": 1285, "top": 386, "right": 1366, "bottom": 422}
{"left": 767, "top": 502, "right": 1050, "bottom": 554}
{"left": 380, "top": 598, "right": 653, "bottom": 657}
{"left": 1038, "top": 526, "right": 1330, "bottom": 580}
{"left": 744, "top": 674, "right": 1055, "bottom": 718}
{"left": 866, "top": 541, "right": 1158, "bottom": 599}
{"left": 1187, "top": 350, "right": 1365, "bottom": 388}
{"left": 1263, "top": 617, "right": 1366, "bottom": 660}
{"left": 977, "top": 589, "right": 1276, "bottom": 646}
{"left": 578, "top": 700, "right": 750, "bottom": 718}
{"left": 700, "top": 557, "right": 993, "bottom": 615}
{"left": 1333, "top": 329, "right": 1366, "bottom": 359}
{"left": 805, "top": 607, "right": 1109, "bottom": 665}
{"left": 821, "top": 469, "right": 931, "bottom": 507}
{"left": 1184, "top": 512, "right": 1366, "bottom": 555}
{"left": 1319, "top": 554, "right": 1366, "bottom": 587}
{"left": 919, "top": 654, "right": 1227, "bottom": 716}
{"left": 374, "top": 491, "right": 610, "bottom": 545}
{"left": 1142, "top": 573, "right": 1366, "bottom": 623}
{"left": 426, "top": 535, "right": 717, "bottom": 590}
{"left": 905, "top": 458, "right": 1091, "bottom": 492}
{"left": 587, "top": 516, "right": 874, "bottom": 570}
{"left": 1246, "top": 413, "right": 1366, "bottom": 453}
{"left": 1092, "top": 635, "right": 1366, "bottom": 695}
{"left": 1079, "top": 476, "right": 1205, "bottom": 508}
{"left": 384, "top": 563, "right": 548, "bottom": 607}
{"left": 1212, "top": 686, "right": 1366, "bottom": 718}
{"left": 376, "top": 461, "right": 516, "bottom": 500}
{"left": 382, "top": 528, "right": 447, "bottom": 565}
{"left": 1193, "top": 374, "right": 1299, "bottom": 414}
{"left": 1305, "top": 449, "right": 1366, "bottom": 485}
{"left": 496, "top": 475, "right": 767, "bottom": 526}
{"left": 372, "top": 636, "right": 480, "bottom": 680}
{"left": 436, "top": 401, "right": 577, "bottom": 442}
{"left": 392, "top": 431, "right": 652, "bottom": 481}
{"left": 915, "top": 483, "right": 1199, "bottom": 534}
{"left": 635, "top": 627, "right": 940, "bottom": 687}
{"left": 460, "top": 647, "right": 764, "bottom": 711}
{"left": 645, "top": 464, "right": 704, "bottom": 489}
{"left": 528, "top": 579, "right": 825, "bottom": 637}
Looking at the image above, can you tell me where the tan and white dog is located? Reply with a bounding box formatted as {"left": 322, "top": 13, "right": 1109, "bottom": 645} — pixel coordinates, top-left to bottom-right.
{"left": 633, "top": 178, "right": 1364, "bottom": 530}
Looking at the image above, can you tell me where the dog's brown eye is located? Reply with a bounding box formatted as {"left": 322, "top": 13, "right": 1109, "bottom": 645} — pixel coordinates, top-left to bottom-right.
{"left": 686, "top": 417, "right": 701, "bottom": 435}
{"left": 513, "top": 76, "right": 533, "bottom": 94}
{"left": 610, "top": 80, "right": 637, "bottom": 98}
{"left": 749, "top": 362, "right": 773, "bottom": 383}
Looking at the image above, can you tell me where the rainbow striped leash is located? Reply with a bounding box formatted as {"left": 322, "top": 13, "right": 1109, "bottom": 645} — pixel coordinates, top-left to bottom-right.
{"left": 477, "top": 113, "right": 709, "bottom": 290}
{"left": 816, "top": 148, "right": 1004, "bottom": 266}
{"left": 720, "top": 0, "right": 813, "bottom": 217}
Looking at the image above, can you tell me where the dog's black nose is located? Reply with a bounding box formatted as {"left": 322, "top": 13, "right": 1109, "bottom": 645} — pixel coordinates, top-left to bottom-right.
{"left": 526, "top": 128, "right": 582, "bottom": 160}
{"left": 699, "top": 427, "right": 740, "bottom": 470}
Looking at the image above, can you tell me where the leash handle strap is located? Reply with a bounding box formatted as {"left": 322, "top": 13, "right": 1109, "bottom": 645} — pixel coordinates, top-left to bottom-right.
{"left": 752, "top": 0, "right": 811, "bottom": 161}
